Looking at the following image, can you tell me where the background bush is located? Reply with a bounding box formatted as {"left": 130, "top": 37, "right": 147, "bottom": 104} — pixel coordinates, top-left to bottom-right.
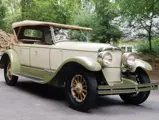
{"left": 135, "top": 39, "right": 159, "bottom": 57}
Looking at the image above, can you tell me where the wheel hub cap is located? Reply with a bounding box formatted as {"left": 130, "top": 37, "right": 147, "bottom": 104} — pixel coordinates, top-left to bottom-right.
{"left": 75, "top": 83, "right": 83, "bottom": 93}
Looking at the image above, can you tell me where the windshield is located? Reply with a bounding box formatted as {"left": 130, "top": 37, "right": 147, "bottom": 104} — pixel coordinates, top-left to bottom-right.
{"left": 53, "top": 28, "right": 90, "bottom": 43}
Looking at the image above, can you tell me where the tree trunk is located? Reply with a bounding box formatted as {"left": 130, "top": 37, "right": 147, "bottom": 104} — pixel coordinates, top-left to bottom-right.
{"left": 148, "top": 31, "right": 155, "bottom": 65}
{"left": 148, "top": 32, "right": 152, "bottom": 54}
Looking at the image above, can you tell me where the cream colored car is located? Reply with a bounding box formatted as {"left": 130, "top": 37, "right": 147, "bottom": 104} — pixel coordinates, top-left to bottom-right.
{"left": 0, "top": 20, "right": 158, "bottom": 111}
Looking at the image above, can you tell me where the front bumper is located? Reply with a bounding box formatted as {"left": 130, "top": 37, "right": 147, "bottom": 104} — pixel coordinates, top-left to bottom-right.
{"left": 98, "top": 79, "right": 159, "bottom": 95}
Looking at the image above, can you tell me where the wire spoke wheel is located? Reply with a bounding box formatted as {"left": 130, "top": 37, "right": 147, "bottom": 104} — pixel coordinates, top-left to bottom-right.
{"left": 6, "top": 63, "right": 12, "bottom": 80}
{"left": 71, "top": 75, "right": 87, "bottom": 103}
{"left": 4, "top": 59, "right": 18, "bottom": 86}
{"left": 119, "top": 68, "right": 151, "bottom": 105}
{"left": 130, "top": 74, "right": 140, "bottom": 97}
{"left": 65, "top": 70, "right": 97, "bottom": 111}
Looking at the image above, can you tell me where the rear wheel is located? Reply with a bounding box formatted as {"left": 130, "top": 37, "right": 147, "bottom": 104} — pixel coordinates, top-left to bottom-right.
{"left": 4, "top": 60, "right": 18, "bottom": 86}
{"left": 120, "top": 68, "right": 150, "bottom": 105}
{"left": 65, "top": 71, "right": 97, "bottom": 111}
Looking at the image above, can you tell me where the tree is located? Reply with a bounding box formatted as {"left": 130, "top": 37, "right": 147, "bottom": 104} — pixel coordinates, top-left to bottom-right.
{"left": 2, "top": 0, "right": 122, "bottom": 43}
{"left": 0, "top": 0, "right": 6, "bottom": 29}
{"left": 94, "top": 0, "right": 122, "bottom": 43}
{"left": 21, "top": 0, "right": 35, "bottom": 20}
{"left": 20, "top": 0, "right": 81, "bottom": 24}
{"left": 119, "top": 0, "right": 159, "bottom": 53}
{"left": 2, "top": 0, "right": 21, "bottom": 32}
{"left": 73, "top": 0, "right": 122, "bottom": 43}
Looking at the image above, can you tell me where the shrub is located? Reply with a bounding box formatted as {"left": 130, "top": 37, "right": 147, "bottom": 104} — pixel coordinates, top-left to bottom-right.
{"left": 135, "top": 39, "right": 159, "bottom": 57}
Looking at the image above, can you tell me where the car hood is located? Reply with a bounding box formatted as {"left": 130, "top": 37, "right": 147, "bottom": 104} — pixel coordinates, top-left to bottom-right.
{"left": 53, "top": 41, "right": 120, "bottom": 52}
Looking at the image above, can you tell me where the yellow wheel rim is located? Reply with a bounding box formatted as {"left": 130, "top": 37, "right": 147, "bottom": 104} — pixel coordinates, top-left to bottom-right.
{"left": 71, "top": 74, "right": 87, "bottom": 102}
{"left": 7, "top": 63, "right": 12, "bottom": 80}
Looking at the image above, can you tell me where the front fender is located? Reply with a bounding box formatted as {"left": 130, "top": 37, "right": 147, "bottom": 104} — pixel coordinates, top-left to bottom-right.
{"left": 42, "top": 56, "right": 102, "bottom": 84}
{"left": 45, "top": 56, "right": 102, "bottom": 85}
{"left": 0, "top": 49, "right": 20, "bottom": 73}
{"left": 60, "top": 56, "right": 102, "bottom": 71}
{"left": 130, "top": 59, "right": 152, "bottom": 72}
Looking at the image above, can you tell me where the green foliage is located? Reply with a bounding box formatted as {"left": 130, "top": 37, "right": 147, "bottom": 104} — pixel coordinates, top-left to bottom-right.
{"left": 2, "top": 0, "right": 122, "bottom": 43}
{"left": 72, "top": 8, "right": 98, "bottom": 41}
{"left": 119, "top": 0, "right": 159, "bottom": 19}
{"left": 135, "top": 39, "right": 159, "bottom": 56}
{"left": 73, "top": 9, "right": 96, "bottom": 28}
{"left": 69, "top": 30, "right": 89, "bottom": 42}
{"left": 93, "top": 0, "right": 122, "bottom": 43}
{"left": 0, "top": 0, "right": 6, "bottom": 29}
{"left": 119, "top": 0, "right": 159, "bottom": 52}
{"left": 21, "top": 0, "right": 81, "bottom": 24}
{"left": 2, "top": 0, "right": 21, "bottom": 32}
{"left": 72, "top": 0, "right": 122, "bottom": 43}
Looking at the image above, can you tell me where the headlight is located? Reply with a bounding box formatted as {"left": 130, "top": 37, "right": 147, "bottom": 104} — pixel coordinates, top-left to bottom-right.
{"left": 98, "top": 52, "right": 112, "bottom": 67}
{"left": 122, "top": 53, "right": 136, "bottom": 66}
{"left": 103, "top": 52, "right": 113, "bottom": 66}
{"left": 127, "top": 54, "right": 135, "bottom": 66}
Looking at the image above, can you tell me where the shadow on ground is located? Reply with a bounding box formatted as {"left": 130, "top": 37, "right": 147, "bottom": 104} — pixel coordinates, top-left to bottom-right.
{"left": 0, "top": 80, "right": 154, "bottom": 114}
{"left": 15, "top": 81, "right": 66, "bottom": 101}
{"left": 14, "top": 80, "right": 147, "bottom": 108}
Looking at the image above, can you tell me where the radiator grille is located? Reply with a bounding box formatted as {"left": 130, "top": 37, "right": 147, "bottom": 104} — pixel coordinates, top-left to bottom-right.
{"left": 102, "top": 51, "right": 122, "bottom": 83}
{"left": 108, "top": 51, "right": 122, "bottom": 67}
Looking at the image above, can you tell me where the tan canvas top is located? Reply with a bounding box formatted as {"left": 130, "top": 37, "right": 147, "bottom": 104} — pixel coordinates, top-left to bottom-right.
{"left": 12, "top": 20, "right": 93, "bottom": 31}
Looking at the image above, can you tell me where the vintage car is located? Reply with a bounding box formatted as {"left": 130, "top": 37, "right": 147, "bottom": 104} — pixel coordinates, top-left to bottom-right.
{"left": 0, "top": 20, "right": 158, "bottom": 111}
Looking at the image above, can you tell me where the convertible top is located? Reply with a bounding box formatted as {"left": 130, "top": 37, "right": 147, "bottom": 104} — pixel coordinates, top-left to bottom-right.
{"left": 12, "top": 20, "right": 93, "bottom": 31}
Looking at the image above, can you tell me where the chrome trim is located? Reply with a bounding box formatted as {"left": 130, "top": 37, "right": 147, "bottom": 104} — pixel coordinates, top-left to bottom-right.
{"left": 98, "top": 46, "right": 123, "bottom": 82}
{"left": 50, "top": 26, "right": 56, "bottom": 44}
{"left": 98, "top": 82, "right": 159, "bottom": 95}
{"left": 13, "top": 73, "right": 42, "bottom": 81}
{"left": 98, "top": 46, "right": 122, "bottom": 52}
{"left": 21, "top": 64, "right": 56, "bottom": 72}
{"left": 13, "top": 44, "right": 99, "bottom": 52}
{"left": 44, "top": 68, "right": 55, "bottom": 73}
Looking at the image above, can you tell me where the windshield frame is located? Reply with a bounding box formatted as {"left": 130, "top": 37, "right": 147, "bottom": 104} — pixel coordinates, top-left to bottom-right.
{"left": 51, "top": 26, "right": 91, "bottom": 44}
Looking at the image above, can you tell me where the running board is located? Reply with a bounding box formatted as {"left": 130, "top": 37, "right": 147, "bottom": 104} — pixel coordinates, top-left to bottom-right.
{"left": 13, "top": 73, "right": 42, "bottom": 81}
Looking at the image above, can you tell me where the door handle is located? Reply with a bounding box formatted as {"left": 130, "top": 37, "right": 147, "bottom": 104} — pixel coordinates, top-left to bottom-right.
{"left": 35, "top": 51, "right": 38, "bottom": 55}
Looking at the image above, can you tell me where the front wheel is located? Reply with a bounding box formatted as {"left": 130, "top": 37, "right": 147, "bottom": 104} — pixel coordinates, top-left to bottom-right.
{"left": 4, "top": 60, "right": 18, "bottom": 86}
{"left": 120, "top": 68, "right": 150, "bottom": 105}
{"left": 65, "top": 71, "right": 97, "bottom": 111}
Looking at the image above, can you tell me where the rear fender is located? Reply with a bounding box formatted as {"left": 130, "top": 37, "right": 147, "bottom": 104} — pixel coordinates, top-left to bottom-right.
{"left": 0, "top": 49, "right": 20, "bottom": 73}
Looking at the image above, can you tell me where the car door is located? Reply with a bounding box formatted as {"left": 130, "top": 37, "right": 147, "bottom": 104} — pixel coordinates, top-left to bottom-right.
{"left": 19, "top": 44, "right": 30, "bottom": 66}
{"left": 13, "top": 43, "right": 31, "bottom": 66}
{"left": 30, "top": 45, "right": 50, "bottom": 69}
{"left": 30, "top": 26, "right": 53, "bottom": 70}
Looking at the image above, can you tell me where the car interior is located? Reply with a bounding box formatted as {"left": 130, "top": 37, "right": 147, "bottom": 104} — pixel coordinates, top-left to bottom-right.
{"left": 14, "top": 25, "right": 54, "bottom": 45}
